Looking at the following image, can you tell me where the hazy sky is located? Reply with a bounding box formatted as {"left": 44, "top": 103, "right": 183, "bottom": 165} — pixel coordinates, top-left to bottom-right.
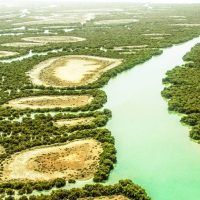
{"left": 1, "top": 0, "right": 200, "bottom": 3}
{"left": 68, "top": 0, "right": 200, "bottom": 2}
{"left": 0, "top": 0, "right": 200, "bottom": 7}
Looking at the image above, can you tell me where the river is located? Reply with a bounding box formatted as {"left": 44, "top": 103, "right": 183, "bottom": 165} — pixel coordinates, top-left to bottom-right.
{"left": 103, "top": 36, "right": 200, "bottom": 200}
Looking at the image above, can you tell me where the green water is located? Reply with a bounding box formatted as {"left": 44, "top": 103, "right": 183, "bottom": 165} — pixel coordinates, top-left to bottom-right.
{"left": 103, "top": 37, "right": 200, "bottom": 200}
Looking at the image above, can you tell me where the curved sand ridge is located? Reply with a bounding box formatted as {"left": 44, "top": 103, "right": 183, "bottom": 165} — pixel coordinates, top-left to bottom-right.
{"left": 0, "top": 51, "right": 19, "bottom": 58}
{"left": 28, "top": 55, "right": 122, "bottom": 88}
{"left": 1, "top": 36, "right": 86, "bottom": 47}
{"left": 4, "top": 95, "right": 93, "bottom": 109}
{"left": 1, "top": 139, "right": 103, "bottom": 181}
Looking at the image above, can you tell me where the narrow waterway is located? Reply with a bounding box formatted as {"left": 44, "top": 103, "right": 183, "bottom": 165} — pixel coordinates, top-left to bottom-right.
{"left": 0, "top": 48, "right": 62, "bottom": 63}
{"left": 103, "top": 36, "right": 200, "bottom": 200}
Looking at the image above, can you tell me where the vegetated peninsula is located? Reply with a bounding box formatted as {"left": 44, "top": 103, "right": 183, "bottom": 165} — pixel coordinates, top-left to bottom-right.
{"left": 0, "top": 2, "right": 200, "bottom": 200}
{"left": 162, "top": 44, "right": 200, "bottom": 141}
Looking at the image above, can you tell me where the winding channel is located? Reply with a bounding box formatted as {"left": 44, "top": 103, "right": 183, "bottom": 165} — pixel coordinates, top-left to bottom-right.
{"left": 1, "top": 37, "right": 200, "bottom": 200}
{"left": 104, "top": 36, "right": 200, "bottom": 200}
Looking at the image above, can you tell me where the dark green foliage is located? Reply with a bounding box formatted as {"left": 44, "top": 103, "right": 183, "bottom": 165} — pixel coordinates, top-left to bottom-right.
{"left": 26, "top": 180, "right": 150, "bottom": 200}
{"left": 162, "top": 44, "right": 200, "bottom": 141}
{"left": 68, "top": 179, "right": 76, "bottom": 184}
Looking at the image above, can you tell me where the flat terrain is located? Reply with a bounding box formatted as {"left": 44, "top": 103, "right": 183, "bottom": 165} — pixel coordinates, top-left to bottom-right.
{"left": 2, "top": 42, "right": 46, "bottom": 47}
{"left": 1, "top": 36, "right": 86, "bottom": 47}
{"left": 0, "top": 51, "right": 19, "bottom": 58}
{"left": 22, "top": 36, "right": 86, "bottom": 43}
{"left": 29, "top": 55, "right": 122, "bottom": 87}
{"left": 54, "top": 117, "right": 95, "bottom": 127}
{"left": 1, "top": 139, "right": 102, "bottom": 181}
{"left": 4, "top": 95, "right": 93, "bottom": 109}
{"left": 94, "top": 19, "right": 139, "bottom": 25}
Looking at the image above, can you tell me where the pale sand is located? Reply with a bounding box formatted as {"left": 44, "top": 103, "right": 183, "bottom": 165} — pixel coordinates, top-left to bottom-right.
{"left": 28, "top": 55, "right": 122, "bottom": 87}
{"left": 54, "top": 117, "right": 95, "bottom": 127}
{"left": 80, "top": 195, "right": 129, "bottom": 200}
{"left": 1, "top": 42, "right": 45, "bottom": 48}
{"left": 150, "top": 37, "right": 164, "bottom": 40}
{"left": 94, "top": 19, "right": 139, "bottom": 25}
{"left": 143, "top": 33, "right": 171, "bottom": 36}
{"left": 54, "top": 59, "right": 101, "bottom": 82}
{"left": 1, "top": 36, "right": 86, "bottom": 48}
{"left": 22, "top": 36, "right": 86, "bottom": 43}
{"left": 0, "top": 51, "right": 19, "bottom": 58}
{"left": 14, "top": 13, "right": 93, "bottom": 26}
{"left": 168, "top": 16, "right": 186, "bottom": 18}
{"left": 170, "top": 24, "right": 200, "bottom": 27}
{"left": 1, "top": 139, "right": 103, "bottom": 181}
{"left": 0, "top": 145, "right": 5, "bottom": 155}
{"left": 113, "top": 45, "right": 148, "bottom": 51}
{"left": 4, "top": 95, "right": 93, "bottom": 109}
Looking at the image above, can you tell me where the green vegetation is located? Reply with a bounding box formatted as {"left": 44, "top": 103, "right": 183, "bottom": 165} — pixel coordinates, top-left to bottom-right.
{"left": 2, "top": 180, "right": 150, "bottom": 200}
{"left": 162, "top": 44, "right": 200, "bottom": 141}
{"left": 1, "top": 2, "right": 200, "bottom": 199}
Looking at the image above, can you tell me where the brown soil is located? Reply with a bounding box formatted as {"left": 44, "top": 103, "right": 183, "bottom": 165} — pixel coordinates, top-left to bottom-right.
{"left": 0, "top": 51, "right": 19, "bottom": 58}
{"left": 4, "top": 95, "right": 93, "bottom": 109}
{"left": 1, "top": 139, "right": 102, "bottom": 181}
{"left": 22, "top": 36, "right": 86, "bottom": 43}
{"left": 1, "top": 36, "right": 86, "bottom": 47}
{"left": 54, "top": 117, "right": 95, "bottom": 127}
{"left": 28, "top": 55, "right": 122, "bottom": 88}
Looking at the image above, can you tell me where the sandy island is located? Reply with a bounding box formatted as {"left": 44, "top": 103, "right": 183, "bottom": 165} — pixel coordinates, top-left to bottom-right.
{"left": 1, "top": 36, "right": 86, "bottom": 48}
{"left": 4, "top": 95, "right": 93, "bottom": 109}
{"left": 22, "top": 36, "right": 86, "bottom": 43}
{"left": 170, "top": 24, "right": 200, "bottom": 27}
{"left": 54, "top": 117, "right": 95, "bottom": 127}
{"left": 1, "top": 42, "right": 45, "bottom": 48}
{"left": 0, "top": 51, "right": 19, "bottom": 58}
{"left": 28, "top": 55, "right": 122, "bottom": 88}
{"left": 1, "top": 139, "right": 102, "bottom": 181}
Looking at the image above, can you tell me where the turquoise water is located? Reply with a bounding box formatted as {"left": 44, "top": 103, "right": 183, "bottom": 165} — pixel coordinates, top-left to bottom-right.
{"left": 103, "top": 37, "right": 200, "bottom": 200}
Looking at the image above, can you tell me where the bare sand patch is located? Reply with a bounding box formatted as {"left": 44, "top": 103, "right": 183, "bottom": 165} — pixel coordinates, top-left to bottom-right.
{"left": 0, "top": 145, "right": 6, "bottom": 155}
{"left": 22, "top": 36, "right": 86, "bottom": 43}
{"left": 0, "top": 51, "right": 19, "bottom": 58}
{"left": 80, "top": 195, "right": 129, "bottom": 200}
{"left": 168, "top": 16, "right": 186, "bottom": 18}
{"left": 1, "top": 36, "right": 86, "bottom": 48}
{"left": 54, "top": 117, "right": 95, "bottom": 127}
{"left": 1, "top": 42, "right": 45, "bottom": 48}
{"left": 143, "top": 33, "right": 171, "bottom": 36}
{"left": 4, "top": 95, "right": 93, "bottom": 110}
{"left": 1, "top": 139, "right": 103, "bottom": 181}
{"left": 150, "top": 37, "right": 164, "bottom": 40}
{"left": 94, "top": 19, "right": 139, "bottom": 25}
{"left": 170, "top": 24, "right": 200, "bottom": 27}
{"left": 28, "top": 55, "right": 122, "bottom": 88}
